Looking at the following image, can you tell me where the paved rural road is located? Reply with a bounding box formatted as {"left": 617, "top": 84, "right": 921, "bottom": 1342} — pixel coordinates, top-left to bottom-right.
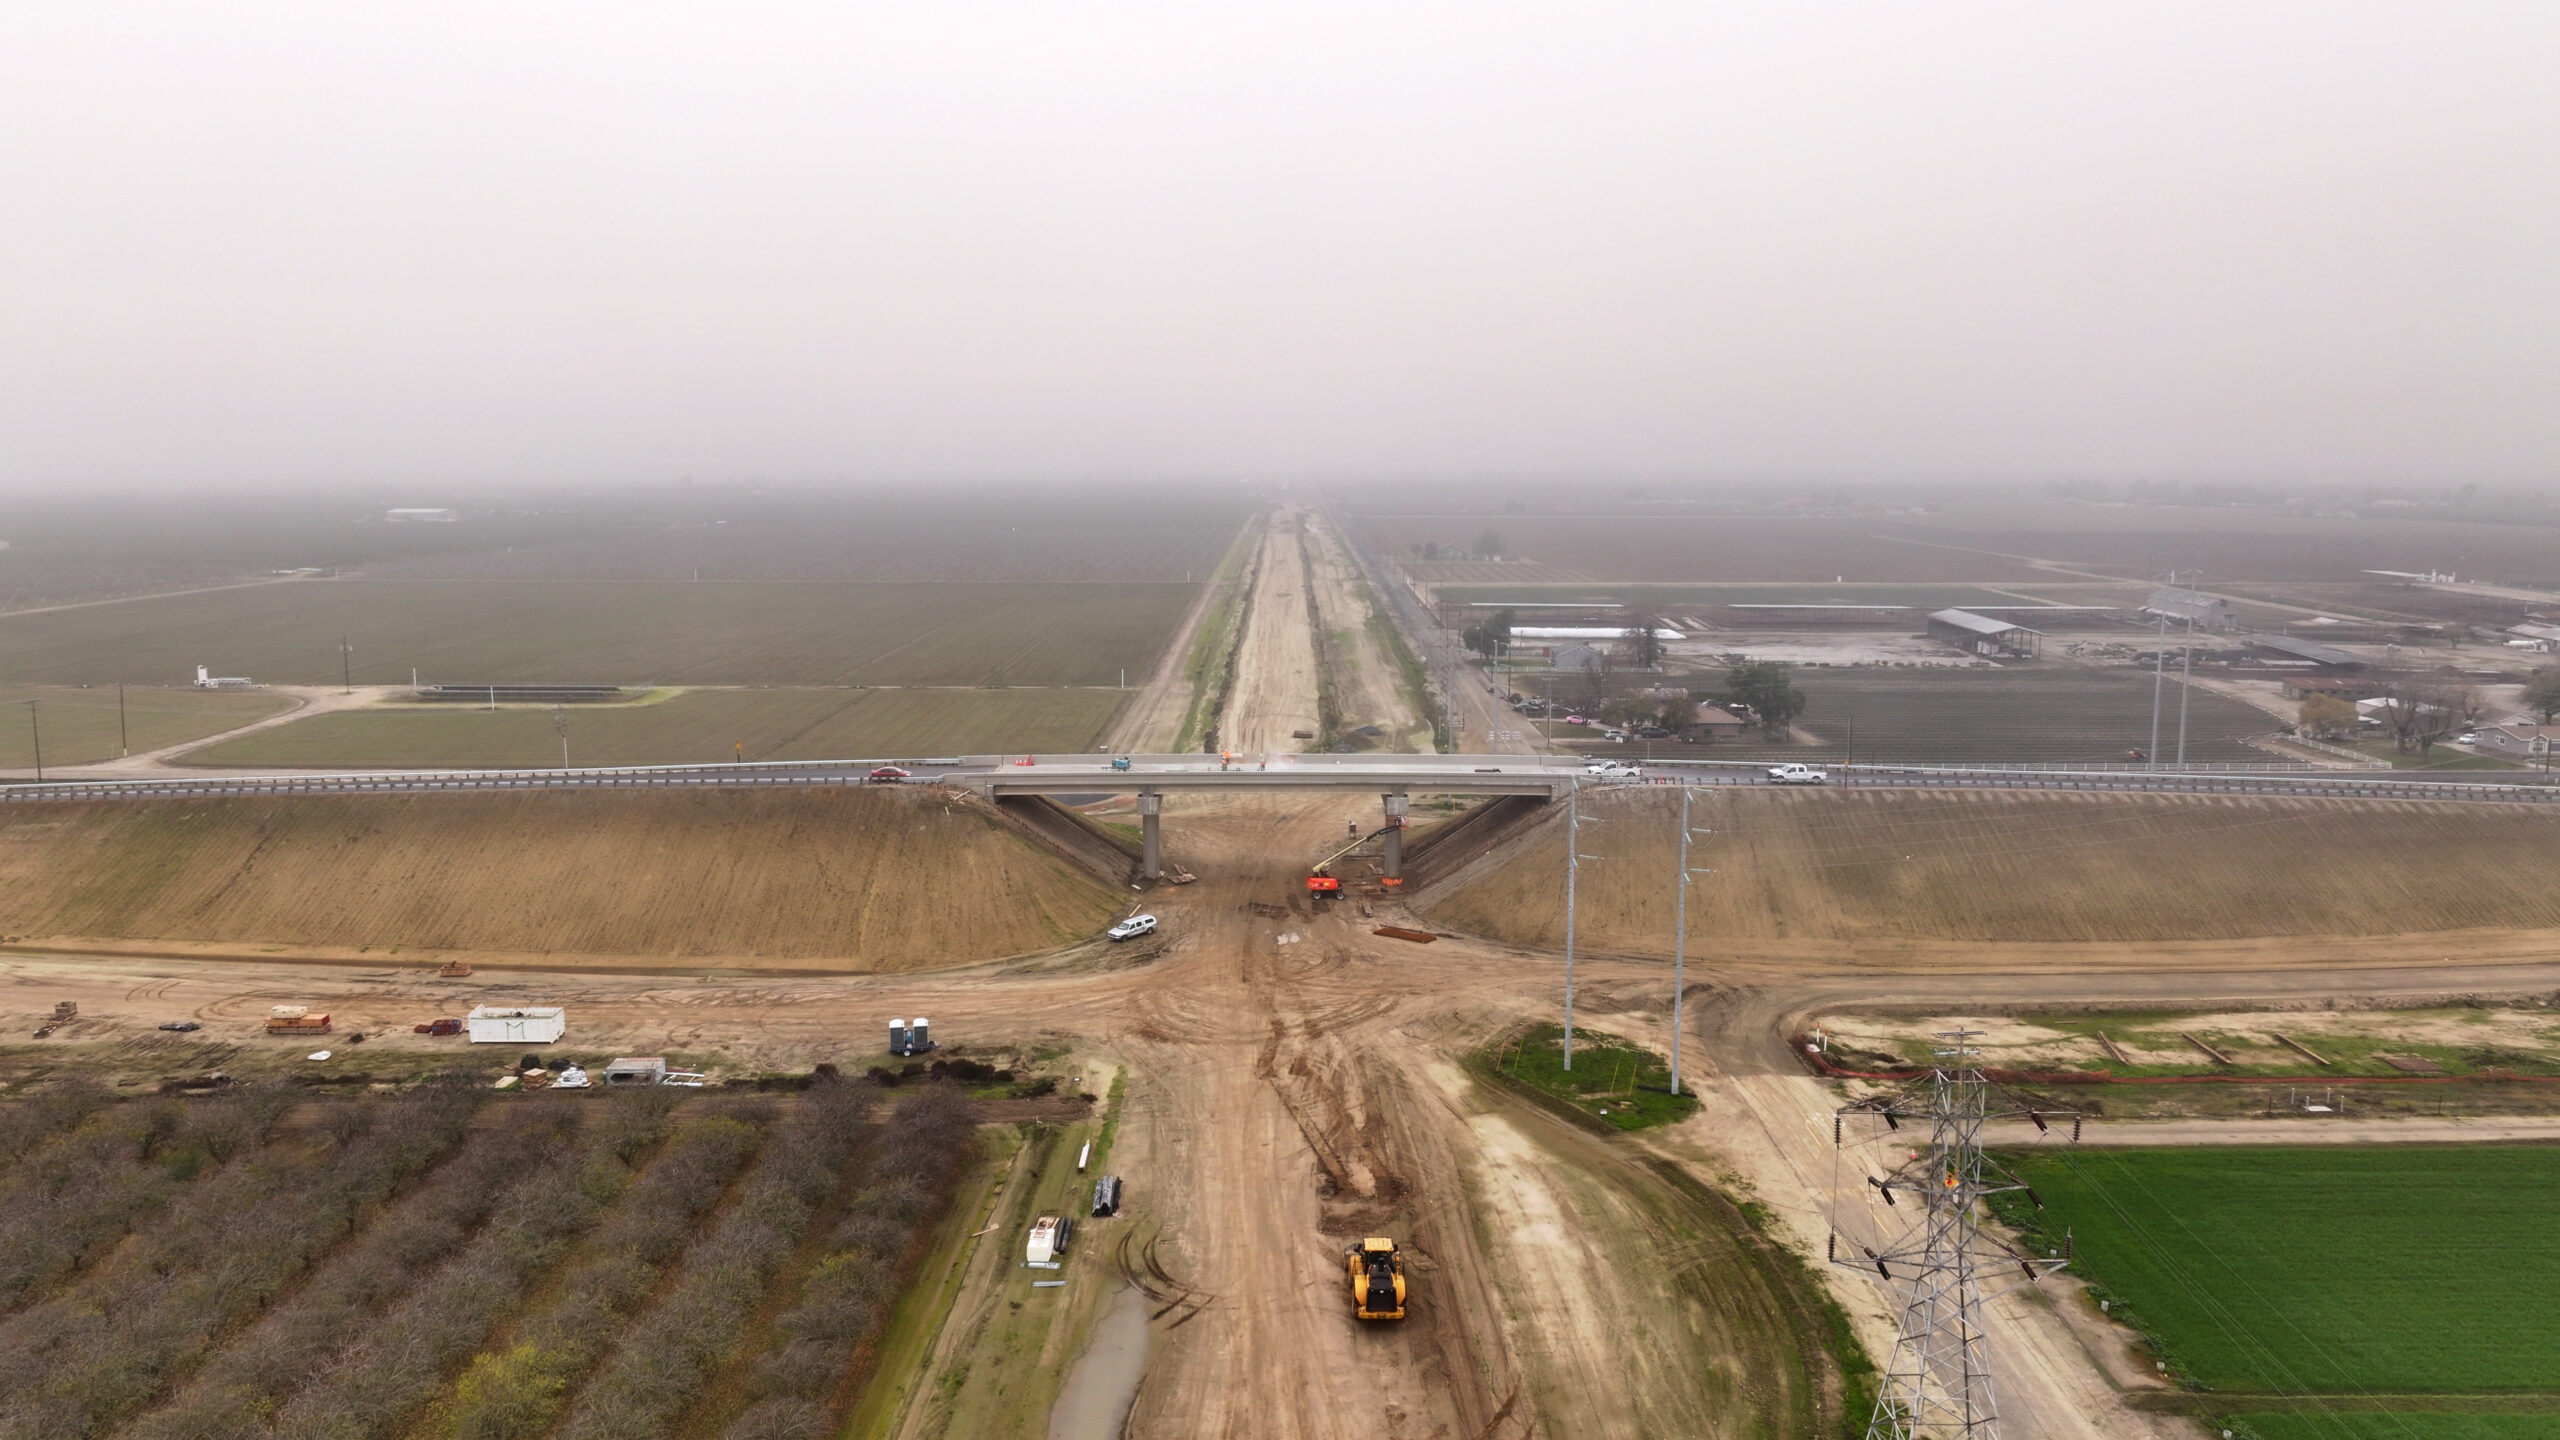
{"left": 8, "top": 750, "right": 2559, "bottom": 805}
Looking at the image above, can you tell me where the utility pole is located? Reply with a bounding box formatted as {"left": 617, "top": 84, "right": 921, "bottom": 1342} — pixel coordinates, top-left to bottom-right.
{"left": 1669, "top": 787, "right": 1712, "bottom": 1097}
{"left": 552, "top": 706, "right": 569, "bottom": 768}
{"left": 2176, "top": 603, "right": 2198, "bottom": 767}
{"left": 26, "top": 700, "right": 42, "bottom": 783}
{"left": 340, "top": 636, "right": 353, "bottom": 695}
{"left": 1563, "top": 781, "right": 1579, "bottom": 1071}
{"left": 2146, "top": 571, "right": 2172, "bottom": 772}
{"left": 118, "top": 683, "right": 127, "bottom": 758}
{"left": 1834, "top": 1031, "right": 2082, "bottom": 1439}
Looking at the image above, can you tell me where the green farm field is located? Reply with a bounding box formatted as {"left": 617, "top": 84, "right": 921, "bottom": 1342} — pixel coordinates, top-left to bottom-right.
{"left": 0, "top": 686, "right": 290, "bottom": 767}
{"left": 2000, "top": 1147, "right": 2560, "bottom": 1419}
{"left": 188, "top": 687, "right": 1126, "bottom": 768}
{"left": 0, "top": 581, "right": 1193, "bottom": 688}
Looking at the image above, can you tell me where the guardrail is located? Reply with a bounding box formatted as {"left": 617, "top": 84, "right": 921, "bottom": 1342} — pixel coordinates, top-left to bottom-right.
{"left": 3, "top": 752, "right": 2554, "bottom": 806}
{"left": 0, "top": 756, "right": 949, "bottom": 805}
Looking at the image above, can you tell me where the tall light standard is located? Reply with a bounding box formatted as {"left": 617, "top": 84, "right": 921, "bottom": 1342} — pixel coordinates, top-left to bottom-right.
{"left": 1669, "top": 787, "right": 1713, "bottom": 1098}
{"left": 552, "top": 706, "right": 569, "bottom": 768}
{"left": 2174, "top": 580, "right": 2200, "bottom": 767}
{"left": 2146, "top": 571, "right": 2174, "bottom": 772}
{"left": 25, "top": 700, "right": 42, "bottom": 783}
{"left": 1563, "top": 782, "right": 1580, "bottom": 1069}
{"left": 340, "top": 636, "right": 354, "bottom": 695}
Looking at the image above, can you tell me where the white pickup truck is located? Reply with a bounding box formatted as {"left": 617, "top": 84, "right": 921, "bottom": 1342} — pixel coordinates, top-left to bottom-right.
{"left": 1766, "top": 763, "right": 1829, "bottom": 785}
{"left": 1583, "top": 760, "right": 1644, "bottom": 780}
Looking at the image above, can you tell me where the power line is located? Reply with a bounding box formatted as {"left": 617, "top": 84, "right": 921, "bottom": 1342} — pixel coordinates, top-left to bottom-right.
{"left": 1832, "top": 1031, "right": 2084, "bottom": 1439}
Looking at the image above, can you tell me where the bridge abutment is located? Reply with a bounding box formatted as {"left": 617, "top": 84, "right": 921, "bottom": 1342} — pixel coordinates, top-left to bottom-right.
{"left": 1381, "top": 791, "right": 1409, "bottom": 884}
{"left": 1138, "top": 789, "right": 1163, "bottom": 880}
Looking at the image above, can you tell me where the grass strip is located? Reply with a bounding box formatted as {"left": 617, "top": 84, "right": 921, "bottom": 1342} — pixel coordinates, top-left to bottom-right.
{"left": 1179, "top": 515, "right": 1261, "bottom": 753}
{"left": 1478, "top": 1023, "right": 1700, "bottom": 1132}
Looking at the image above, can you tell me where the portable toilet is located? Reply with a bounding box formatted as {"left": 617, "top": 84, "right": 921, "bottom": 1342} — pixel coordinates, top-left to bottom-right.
{"left": 888, "top": 1019, "right": 909, "bottom": 1056}
{"left": 908, "top": 1017, "right": 930, "bottom": 1054}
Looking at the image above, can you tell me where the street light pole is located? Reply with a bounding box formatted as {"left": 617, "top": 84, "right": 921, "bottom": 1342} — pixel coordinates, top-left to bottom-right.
{"left": 2147, "top": 570, "right": 2172, "bottom": 772}
{"left": 2176, "top": 605, "right": 2197, "bottom": 766}
{"left": 25, "top": 700, "right": 41, "bottom": 783}
{"left": 1671, "top": 787, "right": 1690, "bottom": 1097}
{"left": 340, "top": 636, "right": 353, "bottom": 695}
{"left": 1563, "top": 782, "right": 1579, "bottom": 1071}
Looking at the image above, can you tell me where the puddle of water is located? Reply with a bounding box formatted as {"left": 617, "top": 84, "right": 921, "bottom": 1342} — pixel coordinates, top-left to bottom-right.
{"left": 1047, "top": 1282, "right": 1151, "bottom": 1440}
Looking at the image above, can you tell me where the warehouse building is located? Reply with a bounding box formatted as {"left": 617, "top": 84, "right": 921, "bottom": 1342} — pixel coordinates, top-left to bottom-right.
{"left": 2141, "top": 588, "right": 2239, "bottom": 632}
{"left": 1924, "top": 609, "right": 2041, "bottom": 658}
{"left": 2246, "top": 633, "right": 2362, "bottom": 669}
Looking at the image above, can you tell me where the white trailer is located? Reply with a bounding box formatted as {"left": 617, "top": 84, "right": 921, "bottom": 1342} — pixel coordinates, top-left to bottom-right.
{"left": 465, "top": 1005, "right": 566, "bottom": 1044}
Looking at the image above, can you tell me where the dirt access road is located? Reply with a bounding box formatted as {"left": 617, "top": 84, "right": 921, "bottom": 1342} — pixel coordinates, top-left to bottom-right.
{"left": 18, "top": 502, "right": 2560, "bottom": 1438}
{"left": 1218, "top": 506, "right": 1429, "bottom": 757}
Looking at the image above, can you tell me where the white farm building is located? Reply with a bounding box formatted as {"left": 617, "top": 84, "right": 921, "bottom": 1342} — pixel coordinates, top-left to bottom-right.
{"left": 466, "top": 1005, "right": 566, "bottom": 1044}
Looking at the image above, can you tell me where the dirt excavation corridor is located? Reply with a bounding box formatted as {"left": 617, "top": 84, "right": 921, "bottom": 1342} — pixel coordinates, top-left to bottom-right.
{"left": 14, "top": 506, "right": 2560, "bottom": 1439}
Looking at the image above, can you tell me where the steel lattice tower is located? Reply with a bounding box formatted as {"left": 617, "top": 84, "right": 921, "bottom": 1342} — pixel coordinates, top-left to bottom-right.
{"left": 1830, "top": 1031, "right": 2079, "bottom": 1440}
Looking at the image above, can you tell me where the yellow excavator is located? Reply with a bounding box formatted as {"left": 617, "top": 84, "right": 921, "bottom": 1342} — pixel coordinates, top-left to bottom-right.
{"left": 1345, "top": 1237, "right": 1407, "bottom": 1320}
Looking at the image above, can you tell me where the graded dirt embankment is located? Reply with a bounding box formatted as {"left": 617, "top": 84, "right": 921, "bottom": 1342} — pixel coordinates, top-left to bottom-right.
{"left": 0, "top": 787, "right": 1122, "bottom": 967}
{"left": 1419, "top": 787, "right": 2560, "bottom": 948}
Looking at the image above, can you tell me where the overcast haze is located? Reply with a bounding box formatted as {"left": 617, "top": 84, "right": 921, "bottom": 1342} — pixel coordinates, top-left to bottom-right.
{"left": 4, "top": 3, "right": 2556, "bottom": 490}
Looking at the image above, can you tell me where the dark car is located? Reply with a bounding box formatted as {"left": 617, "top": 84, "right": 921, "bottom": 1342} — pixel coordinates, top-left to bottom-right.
{"left": 157, "top": 1021, "right": 201, "bottom": 1033}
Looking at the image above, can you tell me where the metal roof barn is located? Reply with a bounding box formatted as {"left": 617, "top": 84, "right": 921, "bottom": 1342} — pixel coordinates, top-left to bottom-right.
{"left": 1924, "top": 609, "right": 2041, "bottom": 657}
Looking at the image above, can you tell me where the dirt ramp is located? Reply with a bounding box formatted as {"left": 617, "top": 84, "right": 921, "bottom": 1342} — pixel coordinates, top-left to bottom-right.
{"left": 993, "top": 794, "right": 1144, "bottom": 885}
{"left": 1399, "top": 794, "right": 1550, "bottom": 892}
{"left": 0, "top": 786, "right": 1122, "bottom": 968}
{"left": 1419, "top": 787, "right": 2560, "bottom": 946}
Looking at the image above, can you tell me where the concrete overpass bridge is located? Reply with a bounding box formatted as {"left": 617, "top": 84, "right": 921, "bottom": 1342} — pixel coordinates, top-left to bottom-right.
{"left": 10, "top": 751, "right": 2555, "bottom": 885}
{"left": 952, "top": 752, "right": 1582, "bottom": 881}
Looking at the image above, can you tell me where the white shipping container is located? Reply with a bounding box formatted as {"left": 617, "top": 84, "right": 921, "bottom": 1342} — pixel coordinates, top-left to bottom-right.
{"left": 465, "top": 1005, "right": 566, "bottom": 1044}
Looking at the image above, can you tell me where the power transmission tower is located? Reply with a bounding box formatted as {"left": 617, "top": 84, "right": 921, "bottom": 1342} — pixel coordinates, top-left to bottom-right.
{"left": 1831, "top": 1031, "right": 2081, "bottom": 1439}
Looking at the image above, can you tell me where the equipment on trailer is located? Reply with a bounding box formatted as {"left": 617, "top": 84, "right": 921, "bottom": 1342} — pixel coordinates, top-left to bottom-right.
{"left": 1306, "top": 822, "right": 1402, "bottom": 897}
{"left": 1346, "top": 1238, "right": 1407, "bottom": 1320}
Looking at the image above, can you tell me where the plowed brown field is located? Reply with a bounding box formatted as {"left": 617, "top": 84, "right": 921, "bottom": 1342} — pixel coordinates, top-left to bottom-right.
{"left": 1420, "top": 787, "right": 2560, "bottom": 948}
{"left": 0, "top": 787, "right": 1121, "bottom": 967}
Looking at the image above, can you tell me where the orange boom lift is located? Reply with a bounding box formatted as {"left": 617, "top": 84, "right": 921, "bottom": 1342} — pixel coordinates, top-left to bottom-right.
{"left": 1305, "top": 821, "right": 1401, "bottom": 897}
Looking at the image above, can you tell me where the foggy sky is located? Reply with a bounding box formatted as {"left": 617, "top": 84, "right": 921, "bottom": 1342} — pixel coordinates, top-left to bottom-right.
{"left": 4, "top": 3, "right": 2556, "bottom": 490}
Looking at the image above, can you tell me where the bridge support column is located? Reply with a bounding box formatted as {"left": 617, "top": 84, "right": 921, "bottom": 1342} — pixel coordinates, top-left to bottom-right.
{"left": 1381, "top": 792, "right": 1409, "bottom": 885}
{"left": 1138, "top": 789, "right": 1162, "bottom": 881}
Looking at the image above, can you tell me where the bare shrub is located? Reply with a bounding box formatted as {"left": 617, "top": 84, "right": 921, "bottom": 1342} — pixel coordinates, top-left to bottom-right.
{"left": 717, "top": 1086, "right": 977, "bottom": 1439}
{"left": 426, "top": 1108, "right": 769, "bottom": 1440}
{"left": 124, "top": 1107, "right": 582, "bottom": 1440}
{"left": 556, "top": 1083, "right": 876, "bottom": 1440}
{"left": 0, "top": 1078, "right": 111, "bottom": 1162}
{"left": 0, "top": 1085, "right": 298, "bottom": 1318}
{"left": 0, "top": 1083, "right": 481, "bottom": 1440}
{"left": 264, "top": 1094, "right": 736, "bottom": 1440}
